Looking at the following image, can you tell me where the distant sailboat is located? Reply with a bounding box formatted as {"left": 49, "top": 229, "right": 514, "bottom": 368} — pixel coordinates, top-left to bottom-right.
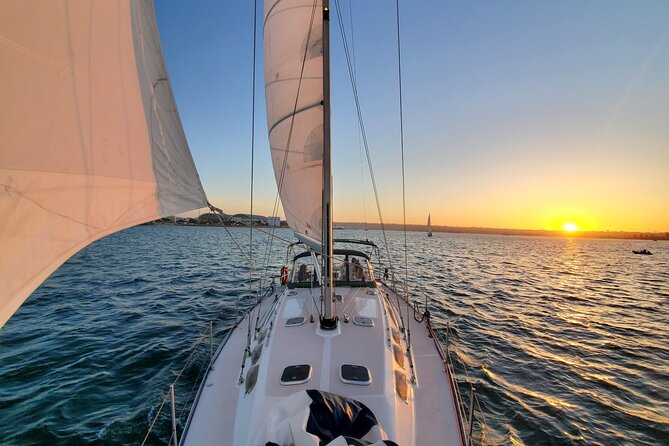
{"left": 427, "top": 214, "right": 433, "bottom": 237}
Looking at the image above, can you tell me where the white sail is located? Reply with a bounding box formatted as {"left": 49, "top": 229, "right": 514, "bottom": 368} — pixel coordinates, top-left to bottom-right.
{"left": 0, "top": 0, "right": 208, "bottom": 328}
{"left": 264, "top": 0, "right": 324, "bottom": 247}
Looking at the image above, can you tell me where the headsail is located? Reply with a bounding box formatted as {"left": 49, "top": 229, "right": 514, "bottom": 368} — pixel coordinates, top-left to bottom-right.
{"left": 0, "top": 0, "right": 208, "bottom": 328}
{"left": 263, "top": 0, "right": 324, "bottom": 249}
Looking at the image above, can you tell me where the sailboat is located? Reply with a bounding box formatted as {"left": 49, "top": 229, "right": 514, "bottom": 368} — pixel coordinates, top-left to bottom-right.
{"left": 427, "top": 214, "right": 433, "bottom": 237}
{"left": 1, "top": 1, "right": 485, "bottom": 445}
{"left": 179, "top": 1, "right": 471, "bottom": 445}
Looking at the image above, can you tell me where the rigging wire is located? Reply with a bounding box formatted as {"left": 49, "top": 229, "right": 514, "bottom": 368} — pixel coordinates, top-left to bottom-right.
{"left": 246, "top": 0, "right": 258, "bottom": 350}
{"left": 140, "top": 327, "right": 210, "bottom": 445}
{"left": 208, "top": 203, "right": 250, "bottom": 265}
{"left": 394, "top": 0, "right": 409, "bottom": 301}
{"left": 346, "top": 0, "right": 368, "bottom": 235}
{"left": 178, "top": 355, "right": 209, "bottom": 422}
{"left": 140, "top": 394, "right": 168, "bottom": 446}
{"left": 394, "top": 0, "right": 412, "bottom": 353}
{"left": 332, "top": 0, "right": 410, "bottom": 340}
{"left": 331, "top": 0, "right": 397, "bottom": 283}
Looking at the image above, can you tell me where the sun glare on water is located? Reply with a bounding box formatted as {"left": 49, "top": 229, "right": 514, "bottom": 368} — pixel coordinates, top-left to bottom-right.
{"left": 563, "top": 222, "right": 579, "bottom": 232}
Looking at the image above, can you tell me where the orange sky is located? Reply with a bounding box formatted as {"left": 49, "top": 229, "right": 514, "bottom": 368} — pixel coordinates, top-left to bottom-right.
{"left": 164, "top": 2, "right": 669, "bottom": 234}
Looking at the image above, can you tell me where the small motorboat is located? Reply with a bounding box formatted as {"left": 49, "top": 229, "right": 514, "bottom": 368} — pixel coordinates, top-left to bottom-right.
{"left": 632, "top": 249, "right": 653, "bottom": 255}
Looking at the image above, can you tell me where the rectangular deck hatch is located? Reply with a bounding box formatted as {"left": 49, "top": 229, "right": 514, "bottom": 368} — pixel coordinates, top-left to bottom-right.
{"left": 280, "top": 364, "right": 312, "bottom": 385}
{"left": 285, "top": 316, "right": 306, "bottom": 327}
{"left": 353, "top": 316, "right": 374, "bottom": 327}
{"left": 339, "top": 364, "right": 371, "bottom": 385}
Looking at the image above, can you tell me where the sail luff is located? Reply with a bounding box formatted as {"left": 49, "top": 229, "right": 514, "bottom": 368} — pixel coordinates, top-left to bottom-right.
{"left": 0, "top": 0, "right": 208, "bottom": 328}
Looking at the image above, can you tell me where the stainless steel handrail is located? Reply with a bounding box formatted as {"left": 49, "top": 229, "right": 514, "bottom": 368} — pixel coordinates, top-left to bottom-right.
{"left": 412, "top": 297, "right": 496, "bottom": 446}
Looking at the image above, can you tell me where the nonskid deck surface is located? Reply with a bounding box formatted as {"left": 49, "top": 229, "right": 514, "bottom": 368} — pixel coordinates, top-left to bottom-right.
{"left": 181, "top": 282, "right": 463, "bottom": 446}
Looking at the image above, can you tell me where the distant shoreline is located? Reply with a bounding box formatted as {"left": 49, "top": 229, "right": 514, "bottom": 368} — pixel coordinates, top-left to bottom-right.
{"left": 146, "top": 219, "right": 668, "bottom": 241}
{"left": 336, "top": 222, "right": 669, "bottom": 241}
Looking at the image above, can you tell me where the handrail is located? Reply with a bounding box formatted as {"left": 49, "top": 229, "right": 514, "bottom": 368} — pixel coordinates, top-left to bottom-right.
{"left": 435, "top": 318, "right": 497, "bottom": 446}
{"left": 409, "top": 297, "right": 496, "bottom": 446}
{"left": 145, "top": 285, "right": 282, "bottom": 445}
{"left": 147, "top": 278, "right": 495, "bottom": 445}
{"left": 141, "top": 322, "right": 214, "bottom": 446}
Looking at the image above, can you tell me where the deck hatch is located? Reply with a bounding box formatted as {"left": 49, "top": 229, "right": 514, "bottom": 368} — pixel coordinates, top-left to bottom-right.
{"left": 280, "top": 364, "right": 312, "bottom": 385}
{"left": 392, "top": 344, "right": 405, "bottom": 368}
{"left": 285, "top": 316, "right": 306, "bottom": 327}
{"left": 387, "top": 304, "right": 398, "bottom": 326}
{"left": 245, "top": 365, "right": 259, "bottom": 394}
{"left": 339, "top": 364, "right": 371, "bottom": 385}
{"left": 251, "top": 343, "right": 263, "bottom": 364}
{"left": 353, "top": 316, "right": 374, "bottom": 327}
{"left": 395, "top": 370, "right": 408, "bottom": 402}
{"left": 391, "top": 328, "right": 401, "bottom": 344}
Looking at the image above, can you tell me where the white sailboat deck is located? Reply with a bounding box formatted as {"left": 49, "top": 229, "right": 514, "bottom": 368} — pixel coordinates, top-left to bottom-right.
{"left": 181, "top": 280, "right": 464, "bottom": 445}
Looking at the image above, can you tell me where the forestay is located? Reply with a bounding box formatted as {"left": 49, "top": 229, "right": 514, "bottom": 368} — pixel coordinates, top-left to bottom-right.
{"left": 0, "top": 0, "right": 207, "bottom": 328}
{"left": 264, "top": 0, "right": 324, "bottom": 247}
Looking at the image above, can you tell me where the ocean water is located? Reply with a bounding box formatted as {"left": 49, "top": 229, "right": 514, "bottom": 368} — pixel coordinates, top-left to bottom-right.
{"left": 0, "top": 226, "right": 667, "bottom": 445}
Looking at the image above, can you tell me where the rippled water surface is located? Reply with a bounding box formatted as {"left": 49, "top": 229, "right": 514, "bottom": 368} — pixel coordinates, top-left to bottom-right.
{"left": 1, "top": 227, "right": 667, "bottom": 445}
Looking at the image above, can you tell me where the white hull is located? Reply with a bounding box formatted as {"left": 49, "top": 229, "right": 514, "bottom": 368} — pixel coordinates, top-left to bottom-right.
{"left": 181, "top": 279, "right": 465, "bottom": 445}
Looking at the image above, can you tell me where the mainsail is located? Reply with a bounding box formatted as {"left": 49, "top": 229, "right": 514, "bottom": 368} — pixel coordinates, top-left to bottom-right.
{"left": 0, "top": 0, "right": 208, "bottom": 328}
{"left": 264, "top": 0, "right": 324, "bottom": 248}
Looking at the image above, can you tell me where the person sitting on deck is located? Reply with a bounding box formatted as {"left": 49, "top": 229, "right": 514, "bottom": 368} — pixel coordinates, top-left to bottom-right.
{"left": 358, "top": 259, "right": 367, "bottom": 281}
{"left": 338, "top": 259, "right": 348, "bottom": 281}
{"left": 350, "top": 257, "right": 363, "bottom": 281}
{"left": 297, "top": 264, "right": 308, "bottom": 282}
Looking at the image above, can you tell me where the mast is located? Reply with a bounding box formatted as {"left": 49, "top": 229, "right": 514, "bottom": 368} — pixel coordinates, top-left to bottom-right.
{"left": 320, "top": 0, "right": 336, "bottom": 329}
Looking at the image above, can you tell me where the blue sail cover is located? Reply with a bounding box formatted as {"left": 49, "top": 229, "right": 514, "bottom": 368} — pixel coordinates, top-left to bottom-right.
{"left": 304, "top": 390, "right": 399, "bottom": 446}
{"left": 261, "top": 389, "right": 398, "bottom": 446}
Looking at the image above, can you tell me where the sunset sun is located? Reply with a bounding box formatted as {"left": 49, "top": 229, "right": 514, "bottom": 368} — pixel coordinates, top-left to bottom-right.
{"left": 563, "top": 222, "right": 579, "bottom": 232}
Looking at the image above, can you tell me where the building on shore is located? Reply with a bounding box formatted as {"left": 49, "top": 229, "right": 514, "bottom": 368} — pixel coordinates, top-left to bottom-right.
{"left": 231, "top": 214, "right": 267, "bottom": 225}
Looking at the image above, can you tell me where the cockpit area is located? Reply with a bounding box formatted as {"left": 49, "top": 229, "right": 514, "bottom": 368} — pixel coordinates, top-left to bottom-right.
{"left": 290, "top": 249, "right": 375, "bottom": 288}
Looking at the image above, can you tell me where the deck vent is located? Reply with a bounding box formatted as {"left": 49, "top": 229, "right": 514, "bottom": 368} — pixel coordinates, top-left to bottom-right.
{"left": 395, "top": 371, "right": 408, "bottom": 402}
{"left": 285, "top": 316, "right": 306, "bottom": 327}
{"left": 366, "top": 290, "right": 376, "bottom": 295}
{"left": 335, "top": 294, "right": 343, "bottom": 302}
{"left": 392, "top": 344, "right": 405, "bottom": 368}
{"left": 391, "top": 328, "right": 401, "bottom": 344}
{"left": 387, "top": 305, "right": 398, "bottom": 326}
{"left": 339, "top": 364, "right": 371, "bottom": 385}
{"left": 280, "top": 364, "right": 312, "bottom": 385}
{"left": 256, "top": 328, "right": 268, "bottom": 343}
{"left": 288, "top": 291, "right": 298, "bottom": 296}
{"left": 251, "top": 343, "right": 263, "bottom": 365}
{"left": 245, "top": 365, "right": 259, "bottom": 394}
{"left": 353, "top": 316, "right": 374, "bottom": 327}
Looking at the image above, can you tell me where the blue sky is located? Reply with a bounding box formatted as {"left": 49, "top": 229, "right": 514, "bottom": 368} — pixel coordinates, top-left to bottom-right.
{"left": 155, "top": 1, "right": 669, "bottom": 232}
